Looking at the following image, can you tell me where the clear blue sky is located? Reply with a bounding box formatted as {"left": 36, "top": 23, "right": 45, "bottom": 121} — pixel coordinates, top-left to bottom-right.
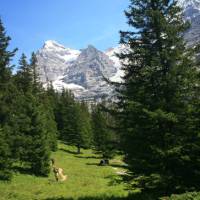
{"left": 0, "top": 0, "right": 129, "bottom": 65}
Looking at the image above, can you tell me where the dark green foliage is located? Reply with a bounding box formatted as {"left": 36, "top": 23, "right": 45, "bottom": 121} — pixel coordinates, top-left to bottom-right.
{"left": 0, "top": 127, "right": 12, "bottom": 180}
{"left": 44, "top": 107, "right": 58, "bottom": 152}
{"left": 0, "top": 18, "right": 17, "bottom": 180}
{"left": 57, "top": 89, "right": 77, "bottom": 141}
{"left": 26, "top": 100, "right": 51, "bottom": 176}
{"left": 91, "top": 104, "right": 116, "bottom": 159}
{"left": 76, "top": 101, "right": 92, "bottom": 149}
{"left": 0, "top": 18, "right": 17, "bottom": 124}
{"left": 15, "top": 53, "right": 32, "bottom": 93}
{"left": 116, "top": 0, "right": 200, "bottom": 194}
{"left": 30, "top": 54, "right": 58, "bottom": 152}
{"left": 0, "top": 19, "right": 17, "bottom": 91}
{"left": 0, "top": 18, "right": 57, "bottom": 178}
{"left": 7, "top": 91, "right": 51, "bottom": 176}
{"left": 12, "top": 52, "right": 55, "bottom": 176}
{"left": 30, "top": 52, "right": 42, "bottom": 93}
{"left": 41, "top": 86, "right": 58, "bottom": 152}
{"left": 46, "top": 82, "right": 59, "bottom": 111}
{"left": 57, "top": 90, "right": 92, "bottom": 153}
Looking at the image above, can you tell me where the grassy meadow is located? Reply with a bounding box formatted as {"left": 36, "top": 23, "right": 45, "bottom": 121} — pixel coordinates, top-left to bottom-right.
{"left": 0, "top": 142, "right": 130, "bottom": 200}
{"left": 1, "top": 142, "right": 200, "bottom": 200}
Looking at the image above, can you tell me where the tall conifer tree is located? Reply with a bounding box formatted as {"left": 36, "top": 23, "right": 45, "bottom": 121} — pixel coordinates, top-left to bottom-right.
{"left": 75, "top": 101, "right": 92, "bottom": 153}
{"left": 57, "top": 90, "right": 92, "bottom": 153}
{"left": 13, "top": 53, "right": 52, "bottom": 175}
{"left": 92, "top": 104, "right": 116, "bottom": 159}
{"left": 0, "top": 18, "right": 17, "bottom": 180}
{"left": 30, "top": 55, "right": 58, "bottom": 152}
{"left": 15, "top": 54, "right": 32, "bottom": 93}
{"left": 116, "top": 0, "right": 200, "bottom": 193}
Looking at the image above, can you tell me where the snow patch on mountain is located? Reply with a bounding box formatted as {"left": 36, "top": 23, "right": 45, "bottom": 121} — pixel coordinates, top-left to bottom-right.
{"left": 105, "top": 46, "right": 124, "bottom": 82}
{"left": 36, "top": 41, "right": 81, "bottom": 83}
{"left": 43, "top": 40, "right": 81, "bottom": 63}
{"left": 44, "top": 76, "right": 86, "bottom": 98}
{"left": 36, "top": 42, "right": 124, "bottom": 100}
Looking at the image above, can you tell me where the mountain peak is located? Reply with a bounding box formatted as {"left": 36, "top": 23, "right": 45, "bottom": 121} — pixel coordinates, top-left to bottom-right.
{"left": 87, "top": 44, "right": 96, "bottom": 49}
{"left": 79, "top": 45, "right": 99, "bottom": 58}
{"left": 85, "top": 45, "right": 98, "bottom": 53}
{"left": 44, "top": 40, "right": 65, "bottom": 48}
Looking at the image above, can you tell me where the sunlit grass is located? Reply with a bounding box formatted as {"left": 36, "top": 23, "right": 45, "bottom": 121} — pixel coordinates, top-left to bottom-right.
{"left": 0, "top": 142, "right": 129, "bottom": 200}
{"left": 1, "top": 142, "right": 199, "bottom": 200}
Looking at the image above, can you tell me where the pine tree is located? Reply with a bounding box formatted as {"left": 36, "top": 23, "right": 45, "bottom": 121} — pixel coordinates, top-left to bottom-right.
{"left": 30, "top": 52, "right": 42, "bottom": 93}
{"left": 0, "top": 18, "right": 17, "bottom": 180}
{"left": 116, "top": 0, "right": 200, "bottom": 193}
{"left": 0, "top": 127, "right": 12, "bottom": 180}
{"left": 57, "top": 89, "right": 76, "bottom": 140}
{"left": 15, "top": 53, "right": 32, "bottom": 93}
{"left": 11, "top": 92, "right": 51, "bottom": 175}
{"left": 27, "top": 97, "right": 51, "bottom": 176}
{"left": 46, "top": 82, "right": 58, "bottom": 111}
{"left": 29, "top": 53, "right": 58, "bottom": 151}
{"left": 0, "top": 18, "right": 17, "bottom": 124}
{"left": 41, "top": 87, "right": 58, "bottom": 152}
{"left": 57, "top": 90, "right": 92, "bottom": 153}
{"left": 12, "top": 52, "right": 53, "bottom": 175}
{"left": 91, "top": 104, "right": 116, "bottom": 159}
{"left": 75, "top": 101, "right": 92, "bottom": 153}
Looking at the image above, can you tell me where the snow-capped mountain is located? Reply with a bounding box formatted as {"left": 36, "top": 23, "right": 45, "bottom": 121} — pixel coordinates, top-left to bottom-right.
{"left": 36, "top": 40, "right": 80, "bottom": 83}
{"left": 178, "top": 0, "right": 200, "bottom": 46}
{"left": 36, "top": 41, "right": 122, "bottom": 100}
{"left": 36, "top": 0, "right": 200, "bottom": 100}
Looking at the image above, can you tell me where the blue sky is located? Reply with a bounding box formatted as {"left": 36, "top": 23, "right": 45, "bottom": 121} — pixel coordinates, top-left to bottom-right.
{"left": 0, "top": 0, "right": 129, "bottom": 65}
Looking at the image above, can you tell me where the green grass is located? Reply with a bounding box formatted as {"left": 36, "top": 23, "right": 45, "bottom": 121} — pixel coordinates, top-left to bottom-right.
{"left": 1, "top": 142, "right": 200, "bottom": 200}
{"left": 0, "top": 142, "right": 129, "bottom": 200}
{"left": 167, "top": 192, "right": 200, "bottom": 200}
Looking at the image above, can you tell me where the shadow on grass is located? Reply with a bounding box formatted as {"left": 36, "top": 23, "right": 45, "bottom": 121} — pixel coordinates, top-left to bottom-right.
{"left": 109, "top": 163, "right": 129, "bottom": 169}
{"left": 86, "top": 162, "right": 99, "bottom": 166}
{"left": 85, "top": 163, "right": 128, "bottom": 169}
{"left": 75, "top": 155, "right": 102, "bottom": 159}
{"left": 44, "top": 192, "right": 161, "bottom": 200}
{"left": 12, "top": 165, "right": 33, "bottom": 175}
{"left": 59, "top": 148, "right": 80, "bottom": 155}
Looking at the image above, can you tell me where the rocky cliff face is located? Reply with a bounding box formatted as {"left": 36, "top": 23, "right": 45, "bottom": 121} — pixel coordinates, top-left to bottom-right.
{"left": 178, "top": 0, "right": 200, "bottom": 46}
{"left": 36, "top": 0, "right": 200, "bottom": 100}
{"left": 36, "top": 41, "right": 121, "bottom": 100}
{"left": 36, "top": 40, "right": 80, "bottom": 83}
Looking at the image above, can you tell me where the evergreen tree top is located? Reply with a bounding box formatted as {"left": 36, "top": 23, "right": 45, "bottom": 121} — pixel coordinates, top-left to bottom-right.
{"left": 0, "top": 18, "right": 17, "bottom": 89}
{"left": 18, "top": 53, "right": 29, "bottom": 71}
{"left": 0, "top": 18, "right": 17, "bottom": 64}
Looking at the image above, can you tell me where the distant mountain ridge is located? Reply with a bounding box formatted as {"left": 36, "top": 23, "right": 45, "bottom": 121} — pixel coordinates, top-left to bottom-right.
{"left": 36, "top": 0, "right": 200, "bottom": 100}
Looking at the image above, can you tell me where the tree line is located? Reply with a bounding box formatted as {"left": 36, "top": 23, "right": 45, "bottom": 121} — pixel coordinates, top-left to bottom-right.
{"left": 0, "top": 21, "right": 116, "bottom": 180}
{"left": 48, "top": 88, "right": 117, "bottom": 157}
